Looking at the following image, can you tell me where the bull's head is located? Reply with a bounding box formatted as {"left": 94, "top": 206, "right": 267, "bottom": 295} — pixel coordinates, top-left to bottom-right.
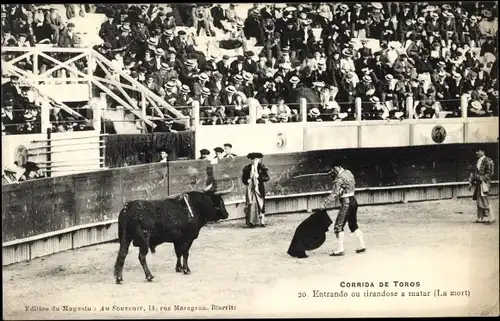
{"left": 203, "top": 181, "right": 234, "bottom": 221}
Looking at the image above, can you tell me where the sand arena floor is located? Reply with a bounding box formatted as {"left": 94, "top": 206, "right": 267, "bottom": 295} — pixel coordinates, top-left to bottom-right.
{"left": 3, "top": 197, "right": 499, "bottom": 319}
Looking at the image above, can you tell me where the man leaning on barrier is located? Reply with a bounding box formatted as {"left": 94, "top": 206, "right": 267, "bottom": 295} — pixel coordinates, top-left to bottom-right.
{"left": 321, "top": 159, "right": 366, "bottom": 256}
{"left": 469, "top": 149, "right": 495, "bottom": 224}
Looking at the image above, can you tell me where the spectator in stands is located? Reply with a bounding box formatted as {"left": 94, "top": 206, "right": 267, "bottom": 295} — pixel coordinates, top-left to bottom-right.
{"left": 223, "top": 143, "right": 237, "bottom": 158}
{"left": 199, "top": 148, "right": 210, "bottom": 160}
{"left": 4, "top": 2, "right": 497, "bottom": 131}
{"left": 211, "top": 147, "right": 224, "bottom": 164}
{"left": 158, "top": 149, "right": 169, "bottom": 163}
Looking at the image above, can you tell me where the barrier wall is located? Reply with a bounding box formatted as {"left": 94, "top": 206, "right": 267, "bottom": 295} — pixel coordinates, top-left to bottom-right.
{"left": 2, "top": 130, "right": 102, "bottom": 176}
{"left": 103, "top": 131, "right": 196, "bottom": 167}
{"left": 3, "top": 142, "right": 498, "bottom": 246}
{"left": 196, "top": 118, "right": 499, "bottom": 155}
{"left": 195, "top": 124, "right": 304, "bottom": 156}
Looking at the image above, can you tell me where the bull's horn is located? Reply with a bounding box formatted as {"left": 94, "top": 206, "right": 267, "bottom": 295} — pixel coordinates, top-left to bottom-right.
{"left": 203, "top": 182, "right": 213, "bottom": 192}
{"left": 214, "top": 180, "right": 234, "bottom": 195}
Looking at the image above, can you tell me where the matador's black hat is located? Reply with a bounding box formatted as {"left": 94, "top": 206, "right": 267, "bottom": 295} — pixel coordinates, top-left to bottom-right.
{"left": 247, "top": 152, "right": 264, "bottom": 160}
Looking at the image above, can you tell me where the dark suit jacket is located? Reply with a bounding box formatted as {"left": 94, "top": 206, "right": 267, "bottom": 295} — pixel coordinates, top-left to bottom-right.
{"left": 99, "top": 20, "right": 119, "bottom": 43}
{"left": 230, "top": 61, "right": 245, "bottom": 75}
{"left": 58, "top": 30, "right": 76, "bottom": 47}
{"left": 242, "top": 59, "right": 258, "bottom": 74}
{"left": 470, "top": 156, "right": 495, "bottom": 200}
{"left": 242, "top": 163, "right": 270, "bottom": 208}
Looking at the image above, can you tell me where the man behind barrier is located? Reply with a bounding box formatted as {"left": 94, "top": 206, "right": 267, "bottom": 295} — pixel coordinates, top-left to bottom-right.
{"left": 321, "top": 159, "right": 366, "bottom": 256}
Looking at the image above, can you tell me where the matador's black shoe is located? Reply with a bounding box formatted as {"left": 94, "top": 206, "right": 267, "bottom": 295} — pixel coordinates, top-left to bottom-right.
{"left": 330, "top": 252, "right": 345, "bottom": 257}
{"left": 355, "top": 248, "right": 366, "bottom": 254}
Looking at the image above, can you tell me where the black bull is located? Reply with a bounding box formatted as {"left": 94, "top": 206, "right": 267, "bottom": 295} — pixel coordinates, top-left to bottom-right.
{"left": 113, "top": 182, "right": 234, "bottom": 284}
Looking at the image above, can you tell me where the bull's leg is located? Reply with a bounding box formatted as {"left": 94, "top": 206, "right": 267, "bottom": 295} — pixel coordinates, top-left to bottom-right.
{"left": 136, "top": 227, "right": 154, "bottom": 281}
{"left": 182, "top": 240, "right": 194, "bottom": 275}
{"left": 114, "top": 238, "right": 132, "bottom": 284}
{"left": 174, "top": 242, "right": 183, "bottom": 273}
{"left": 138, "top": 245, "right": 154, "bottom": 281}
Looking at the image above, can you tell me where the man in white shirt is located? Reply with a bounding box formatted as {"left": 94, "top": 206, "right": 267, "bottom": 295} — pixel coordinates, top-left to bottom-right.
{"left": 158, "top": 149, "right": 169, "bottom": 163}
{"left": 211, "top": 147, "right": 225, "bottom": 164}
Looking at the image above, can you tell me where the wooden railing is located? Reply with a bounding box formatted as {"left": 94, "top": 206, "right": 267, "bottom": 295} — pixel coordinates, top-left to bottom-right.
{"left": 1, "top": 46, "right": 190, "bottom": 129}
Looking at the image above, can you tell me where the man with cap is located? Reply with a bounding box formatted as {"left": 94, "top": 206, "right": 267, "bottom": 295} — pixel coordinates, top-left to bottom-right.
{"left": 172, "top": 29, "right": 190, "bottom": 54}
{"left": 399, "top": 17, "right": 416, "bottom": 43}
{"left": 432, "top": 71, "right": 452, "bottom": 110}
{"left": 244, "top": 6, "right": 264, "bottom": 45}
{"left": 469, "top": 149, "right": 495, "bottom": 224}
{"left": 99, "top": 10, "right": 119, "bottom": 44}
{"left": 112, "top": 25, "right": 133, "bottom": 52}
{"left": 158, "top": 149, "right": 169, "bottom": 163}
{"left": 455, "top": 14, "right": 472, "bottom": 47}
{"left": 207, "top": 72, "right": 225, "bottom": 95}
{"left": 211, "top": 147, "right": 225, "bottom": 164}
{"left": 221, "top": 21, "right": 247, "bottom": 52}
{"left": 192, "top": 73, "right": 210, "bottom": 101}
{"left": 198, "top": 87, "right": 212, "bottom": 108}
{"left": 223, "top": 143, "right": 237, "bottom": 158}
{"left": 132, "top": 17, "right": 150, "bottom": 44}
{"left": 151, "top": 62, "right": 171, "bottom": 89}
{"left": 161, "top": 81, "right": 178, "bottom": 105}
{"left": 216, "top": 55, "right": 231, "bottom": 79}
{"left": 356, "top": 39, "right": 372, "bottom": 59}
{"left": 192, "top": 4, "right": 212, "bottom": 37}
{"left": 463, "top": 71, "right": 481, "bottom": 92}
{"left": 281, "top": 20, "right": 299, "bottom": 61}
{"left": 58, "top": 22, "right": 77, "bottom": 48}
{"left": 230, "top": 55, "right": 246, "bottom": 76}
{"left": 211, "top": 4, "right": 225, "bottom": 30}
{"left": 151, "top": 10, "right": 168, "bottom": 32}
{"left": 201, "top": 54, "right": 218, "bottom": 73}
{"left": 242, "top": 51, "right": 258, "bottom": 74}
{"left": 310, "top": 61, "right": 332, "bottom": 86}
{"left": 241, "top": 73, "right": 256, "bottom": 99}
{"left": 178, "top": 58, "right": 198, "bottom": 87}
{"left": 199, "top": 149, "right": 210, "bottom": 160}
{"left": 480, "top": 36, "right": 495, "bottom": 57}
{"left": 2, "top": 77, "right": 22, "bottom": 104}
{"left": 232, "top": 74, "right": 245, "bottom": 92}
{"left": 242, "top": 152, "right": 270, "bottom": 227}
{"left": 220, "top": 86, "right": 239, "bottom": 119}
{"left": 377, "top": 74, "right": 399, "bottom": 109}
{"left": 351, "top": 4, "right": 369, "bottom": 38}
{"left": 368, "top": 3, "right": 384, "bottom": 39}
{"left": 449, "top": 72, "right": 464, "bottom": 100}
{"left": 175, "top": 85, "right": 194, "bottom": 113}
{"left": 321, "top": 159, "right": 366, "bottom": 256}
{"left": 392, "top": 53, "right": 414, "bottom": 79}
{"left": 2, "top": 97, "right": 21, "bottom": 135}
{"left": 356, "top": 74, "right": 376, "bottom": 102}
{"left": 336, "top": 72, "right": 357, "bottom": 105}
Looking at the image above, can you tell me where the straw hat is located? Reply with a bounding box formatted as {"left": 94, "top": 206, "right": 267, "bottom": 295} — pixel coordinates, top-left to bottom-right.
{"left": 225, "top": 85, "right": 236, "bottom": 94}
{"left": 290, "top": 76, "right": 300, "bottom": 84}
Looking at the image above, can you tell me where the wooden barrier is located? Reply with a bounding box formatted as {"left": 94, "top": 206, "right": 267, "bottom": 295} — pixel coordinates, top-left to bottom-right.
{"left": 2, "top": 142, "right": 498, "bottom": 265}
{"left": 103, "top": 131, "right": 196, "bottom": 167}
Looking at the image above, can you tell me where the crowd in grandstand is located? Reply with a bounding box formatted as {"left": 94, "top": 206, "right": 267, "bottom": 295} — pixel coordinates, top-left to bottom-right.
{"left": 1, "top": 3, "right": 499, "bottom": 132}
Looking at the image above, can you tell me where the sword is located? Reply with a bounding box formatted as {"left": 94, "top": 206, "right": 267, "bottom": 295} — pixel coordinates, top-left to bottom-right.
{"left": 292, "top": 172, "right": 332, "bottom": 179}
